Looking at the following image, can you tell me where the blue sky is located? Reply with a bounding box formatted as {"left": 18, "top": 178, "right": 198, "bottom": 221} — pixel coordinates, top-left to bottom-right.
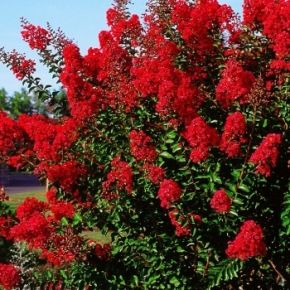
{"left": 0, "top": 0, "right": 243, "bottom": 94}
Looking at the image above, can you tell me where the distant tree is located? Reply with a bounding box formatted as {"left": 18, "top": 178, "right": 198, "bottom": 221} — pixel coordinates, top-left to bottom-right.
{"left": 0, "top": 88, "right": 9, "bottom": 111}
{"left": 9, "top": 89, "right": 33, "bottom": 118}
{"left": 0, "top": 87, "right": 48, "bottom": 118}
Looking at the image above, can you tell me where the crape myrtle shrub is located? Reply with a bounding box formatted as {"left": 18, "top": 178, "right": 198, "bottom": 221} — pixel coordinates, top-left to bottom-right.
{"left": 0, "top": 0, "right": 289, "bottom": 289}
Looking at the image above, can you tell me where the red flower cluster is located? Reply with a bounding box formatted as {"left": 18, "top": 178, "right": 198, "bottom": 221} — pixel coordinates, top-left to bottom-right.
{"left": 18, "top": 115, "right": 79, "bottom": 163}
{"left": 53, "top": 118, "right": 79, "bottom": 153}
{"left": 10, "top": 212, "right": 51, "bottom": 248}
{"left": 16, "top": 197, "right": 47, "bottom": 221}
{"left": 40, "top": 227, "right": 86, "bottom": 266}
{"left": 46, "top": 187, "right": 58, "bottom": 203}
{"left": 129, "top": 130, "right": 157, "bottom": 162}
{"left": 103, "top": 156, "right": 133, "bottom": 195}
{"left": 0, "top": 112, "right": 25, "bottom": 157}
{"left": 220, "top": 112, "right": 247, "bottom": 157}
{"left": 210, "top": 189, "right": 231, "bottom": 213}
{"left": 21, "top": 23, "right": 51, "bottom": 50}
{"left": 106, "top": 8, "right": 141, "bottom": 43}
{"left": 131, "top": 16, "right": 205, "bottom": 124}
{"left": 41, "top": 249, "right": 74, "bottom": 266}
{"left": 0, "top": 216, "right": 13, "bottom": 240}
{"left": 190, "top": 213, "right": 202, "bottom": 223}
{"left": 50, "top": 201, "right": 75, "bottom": 221}
{"left": 242, "top": 0, "right": 268, "bottom": 25}
{"left": 216, "top": 60, "right": 255, "bottom": 108}
{"left": 47, "top": 161, "right": 87, "bottom": 193}
{"left": 157, "top": 73, "right": 204, "bottom": 124}
{"left": 60, "top": 27, "right": 138, "bottom": 120}
{"left": 95, "top": 243, "right": 111, "bottom": 261}
{"left": 158, "top": 179, "right": 181, "bottom": 209}
{"left": 226, "top": 220, "right": 266, "bottom": 260}
{"left": 60, "top": 43, "right": 102, "bottom": 121}
{"left": 183, "top": 117, "right": 219, "bottom": 163}
{"left": 5, "top": 194, "right": 87, "bottom": 267}
{"left": 264, "top": 1, "right": 290, "bottom": 59}
{"left": 6, "top": 50, "right": 36, "bottom": 80}
{"left": 243, "top": 0, "right": 290, "bottom": 59}
{"left": 0, "top": 263, "right": 20, "bottom": 290}
{"left": 172, "top": 0, "right": 234, "bottom": 56}
{"left": 249, "top": 133, "right": 282, "bottom": 177}
{"left": 142, "top": 163, "right": 165, "bottom": 185}
{"left": 168, "top": 210, "right": 191, "bottom": 237}
{"left": 43, "top": 281, "right": 64, "bottom": 290}
{"left": 7, "top": 150, "right": 34, "bottom": 170}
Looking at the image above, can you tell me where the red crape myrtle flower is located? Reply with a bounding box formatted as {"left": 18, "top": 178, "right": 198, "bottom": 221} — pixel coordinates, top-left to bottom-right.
{"left": 46, "top": 187, "right": 58, "bottom": 203}
{"left": 226, "top": 220, "right": 266, "bottom": 260}
{"left": 16, "top": 197, "right": 47, "bottom": 221}
{"left": 10, "top": 212, "right": 51, "bottom": 249}
{"left": 142, "top": 163, "right": 165, "bottom": 185}
{"left": 0, "top": 112, "right": 26, "bottom": 157}
{"left": 171, "top": 0, "right": 235, "bottom": 56}
{"left": 216, "top": 59, "right": 255, "bottom": 108}
{"left": 190, "top": 213, "right": 202, "bottom": 223}
{"left": 158, "top": 179, "right": 182, "bottom": 209}
{"left": 129, "top": 130, "right": 157, "bottom": 162}
{"left": 220, "top": 112, "right": 247, "bottom": 157}
{"left": 21, "top": 23, "right": 51, "bottom": 50}
{"left": 41, "top": 230, "right": 86, "bottom": 266}
{"left": 210, "top": 189, "right": 231, "bottom": 213}
{"left": 7, "top": 150, "right": 34, "bottom": 170}
{"left": 242, "top": 0, "right": 268, "bottom": 26}
{"left": 168, "top": 210, "right": 191, "bottom": 237}
{"left": 46, "top": 161, "right": 87, "bottom": 193}
{"left": 18, "top": 115, "right": 79, "bottom": 163}
{"left": 183, "top": 116, "right": 219, "bottom": 163}
{"left": 50, "top": 201, "right": 75, "bottom": 221}
{"left": 0, "top": 216, "right": 13, "bottom": 240}
{"left": 102, "top": 156, "right": 133, "bottom": 194}
{"left": 41, "top": 249, "right": 75, "bottom": 266}
{"left": 249, "top": 133, "right": 282, "bottom": 177}
{"left": 95, "top": 243, "right": 111, "bottom": 261}
{"left": 8, "top": 50, "right": 36, "bottom": 80}
{"left": 0, "top": 263, "right": 20, "bottom": 290}
{"left": 243, "top": 0, "right": 290, "bottom": 59}
{"left": 44, "top": 281, "right": 64, "bottom": 290}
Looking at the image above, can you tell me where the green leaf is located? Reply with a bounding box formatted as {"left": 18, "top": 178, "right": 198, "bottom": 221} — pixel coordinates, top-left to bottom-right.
{"left": 160, "top": 151, "right": 175, "bottom": 159}
{"left": 231, "top": 169, "right": 241, "bottom": 179}
{"left": 147, "top": 274, "right": 160, "bottom": 284}
{"left": 176, "top": 156, "right": 186, "bottom": 163}
{"left": 166, "top": 130, "right": 177, "bottom": 139}
{"left": 132, "top": 275, "right": 139, "bottom": 286}
{"left": 171, "top": 143, "right": 182, "bottom": 152}
{"left": 61, "top": 217, "right": 69, "bottom": 226}
{"left": 233, "top": 198, "right": 243, "bottom": 205}
{"left": 170, "top": 276, "right": 181, "bottom": 287}
{"left": 281, "top": 187, "right": 290, "bottom": 234}
{"left": 229, "top": 210, "right": 238, "bottom": 216}
{"left": 176, "top": 246, "right": 185, "bottom": 253}
{"left": 60, "top": 269, "right": 68, "bottom": 280}
{"left": 165, "top": 139, "right": 175, "bottom": 144}
{"left": 73, "top": 212, "right": 83, "bottom": 226}
{"left": 238, "top": 183, "right": 250, "bottom": 193}
{"left": 207, "top": 259, "right": 243, "bottom": 289}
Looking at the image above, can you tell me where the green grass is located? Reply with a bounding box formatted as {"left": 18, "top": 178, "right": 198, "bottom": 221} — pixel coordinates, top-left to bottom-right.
{"left": 5, "top": 190, "right": 111, "bottom": 244}
{"left": 5, "top": 190, "right": 46, "bottom": 211}
{"left": 81, "top": 229, "right": 111, "bottom": 244}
